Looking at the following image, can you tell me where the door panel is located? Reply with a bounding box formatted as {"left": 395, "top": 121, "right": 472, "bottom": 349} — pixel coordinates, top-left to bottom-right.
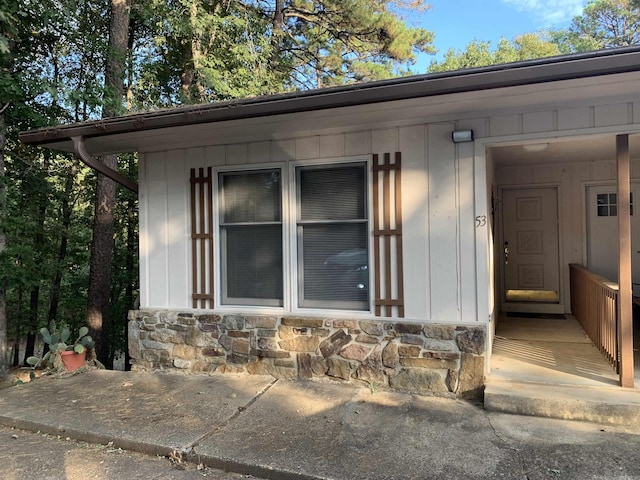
{"left": 586, "top": 185, "right": 640, "bottom": 296}
{"left": 502, "top": 188, "right": 560, "bottom": 311}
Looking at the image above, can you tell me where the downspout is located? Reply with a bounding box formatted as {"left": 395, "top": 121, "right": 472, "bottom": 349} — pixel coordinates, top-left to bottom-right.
{"left": 71, "top": 136, "right": 138, "bottom": 194}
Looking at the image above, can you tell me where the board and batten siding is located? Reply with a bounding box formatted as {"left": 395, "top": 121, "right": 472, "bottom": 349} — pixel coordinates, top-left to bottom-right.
{"left": 138, "top": 90, "right": 640, "bottom": 324}
{"left": 138, "top": 123, "right": 481, "bottom": 324}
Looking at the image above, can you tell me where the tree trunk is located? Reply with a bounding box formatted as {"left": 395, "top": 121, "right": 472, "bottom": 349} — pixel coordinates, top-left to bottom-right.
{"left": 47, "top": 159, "right": 77, "bottom": 331}
{"left": 24, "top": 286, "right": 40, "bottom": 364}
{"left": 269, "top": 0, "right": 285, "bottom": 71}
{"left": 87, "top": 0, "right": 130, "bottom": 368}
{"left": 0, "top": 112, "right": 8, "bottom": 374}
{"left": 23, "top": 156, "right": 48, "bottom": 364}
{"left": 12, "top": 287, "right": 21, "bottom": 366}
{"left": 87, "top": 155, "right": 116, "bottom": 367}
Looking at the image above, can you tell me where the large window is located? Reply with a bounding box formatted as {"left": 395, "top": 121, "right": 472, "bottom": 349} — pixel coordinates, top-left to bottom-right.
{"left": 216, "top": 162, "right": 370, "bottom": 311}
{"left": 219, "top": 170, "right": 283, "bottom": 306}
{"left": 296, "top": 163, "right": 369, "bottom": 310}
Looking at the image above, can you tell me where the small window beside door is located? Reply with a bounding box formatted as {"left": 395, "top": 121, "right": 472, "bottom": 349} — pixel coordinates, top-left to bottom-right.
{"left": 596, "top": 192, "right": 634, "bottom": 217}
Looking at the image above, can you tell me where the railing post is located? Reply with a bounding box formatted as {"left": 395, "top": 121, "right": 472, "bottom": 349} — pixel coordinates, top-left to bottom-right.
{"left": 617, "top": 134, "right": 634, "bottom": 388}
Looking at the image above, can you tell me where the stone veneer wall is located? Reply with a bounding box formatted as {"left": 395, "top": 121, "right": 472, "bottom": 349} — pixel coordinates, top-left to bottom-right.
{"left": 128, "top": 311, "right": 486, "bottom": 399}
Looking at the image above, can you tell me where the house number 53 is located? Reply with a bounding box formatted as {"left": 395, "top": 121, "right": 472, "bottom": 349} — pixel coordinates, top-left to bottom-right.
{"left": 475, "top": 215, "right": 487, "bottom": 227}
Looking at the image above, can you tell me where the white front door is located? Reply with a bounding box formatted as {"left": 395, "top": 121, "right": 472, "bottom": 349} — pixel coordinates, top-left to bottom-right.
{"left": 501, "top": 187, "right": 561, "bottom": 312}
{"left": 586, "top": 184, "right": 640, "bottom": 296}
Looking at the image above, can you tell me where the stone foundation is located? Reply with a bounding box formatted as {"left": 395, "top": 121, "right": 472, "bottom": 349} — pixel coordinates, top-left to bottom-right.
{"left": 128, "top": 310, "right": 486, "bottom": 399}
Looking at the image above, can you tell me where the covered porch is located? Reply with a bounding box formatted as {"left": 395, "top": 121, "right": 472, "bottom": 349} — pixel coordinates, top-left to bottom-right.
{"left": 485, "top": 311, "right": 640, "bottom": 424}
{"left": 486, "top": 132, "right": 640, "bottom": 422}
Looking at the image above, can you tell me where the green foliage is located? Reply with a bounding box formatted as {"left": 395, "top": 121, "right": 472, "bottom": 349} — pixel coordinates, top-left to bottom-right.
{"left": 550, "top": 0, "right": 640, "bottom": 53}
{"left": 2, "top": 0, "right": 427, "bottom": 370}
{"left": 129, "top": 0, "right": 435, "bottom": 105}
{"left": 428, "top": 33, "right": 561, "bottom": 73}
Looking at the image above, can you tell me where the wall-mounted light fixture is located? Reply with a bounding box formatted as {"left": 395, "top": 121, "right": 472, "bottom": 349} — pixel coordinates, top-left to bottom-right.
{"left": 522, "top": 143, "right": 548, "bottom": 152}
{"left": 452, "top": 129, "right": 474, "bottom": 143}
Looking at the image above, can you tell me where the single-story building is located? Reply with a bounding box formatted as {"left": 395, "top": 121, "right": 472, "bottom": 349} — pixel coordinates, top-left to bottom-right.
{"left": 21, "top": 46, "right": 640, "bottom": 397}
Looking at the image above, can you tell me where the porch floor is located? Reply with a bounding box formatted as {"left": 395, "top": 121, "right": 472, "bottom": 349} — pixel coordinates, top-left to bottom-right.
{"left": 484, "top": 313, "right": 640, "bottom": 425}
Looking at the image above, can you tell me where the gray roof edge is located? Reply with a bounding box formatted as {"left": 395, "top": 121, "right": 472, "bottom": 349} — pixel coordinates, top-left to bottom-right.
{"left": 19, "top": 46, "right": 640, "bottom": 148}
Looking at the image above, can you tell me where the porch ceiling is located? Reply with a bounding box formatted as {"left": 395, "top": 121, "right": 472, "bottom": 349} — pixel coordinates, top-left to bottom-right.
{"left": 491, "top": 134, "right": 640, "bottom": 167}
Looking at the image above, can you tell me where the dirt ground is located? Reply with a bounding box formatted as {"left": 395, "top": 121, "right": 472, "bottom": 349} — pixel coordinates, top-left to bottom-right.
{"left": 0, "top": 425, "right": 261, "bottom": 480}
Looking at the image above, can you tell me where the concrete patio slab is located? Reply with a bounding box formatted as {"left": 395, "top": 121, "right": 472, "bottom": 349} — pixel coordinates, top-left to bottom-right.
{"left": 0, "top": 370, "right": 275, "bottom": 455}
{"left": 194, "top": 379, "right": 512, "bottom": 480}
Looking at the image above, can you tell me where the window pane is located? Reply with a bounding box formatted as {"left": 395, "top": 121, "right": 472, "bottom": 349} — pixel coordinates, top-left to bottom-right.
{"left": 224, "top": 225, "right": 282, "bottom": 304}
{"left": 300, "top": 223, "right": 368, "bottom": 308}
{"left": 299, "top": 165, "right": 366, "bottom": 220}
{"left": 221, "top": 170, "right": 280, "bottom": 223}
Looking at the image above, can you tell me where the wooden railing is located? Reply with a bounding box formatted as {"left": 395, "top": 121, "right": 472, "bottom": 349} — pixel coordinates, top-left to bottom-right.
{"left": 569, "top": 264, "right": 619, "bottom": 372}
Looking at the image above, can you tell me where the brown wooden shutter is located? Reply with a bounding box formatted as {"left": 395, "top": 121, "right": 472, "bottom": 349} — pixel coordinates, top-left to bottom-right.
{"left": 190, "top": 167, "right": 214, "bottom": 309}
{"left": 373, "top": 152, "right": 404, "bottom": 317}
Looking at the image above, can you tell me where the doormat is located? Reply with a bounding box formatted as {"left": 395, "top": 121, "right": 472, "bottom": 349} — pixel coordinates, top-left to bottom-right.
{"left": 506, "top": 312, "right": 567, "bottom": 320}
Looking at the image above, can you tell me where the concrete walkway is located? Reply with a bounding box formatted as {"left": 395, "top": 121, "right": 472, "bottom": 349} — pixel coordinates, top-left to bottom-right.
{"left": 1, "top": 370, "right": 640, "bottom": 479}
{"left": 486, "top": 315, "right": 640, "bottom": 424}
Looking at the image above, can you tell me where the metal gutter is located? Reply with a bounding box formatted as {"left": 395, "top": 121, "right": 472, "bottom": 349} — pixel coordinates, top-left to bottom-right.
{"left": 72, "top": 136, "right": 138, "bottom": 193}
{"left": 19, "top": 46, "right": 640, "bottom": 149}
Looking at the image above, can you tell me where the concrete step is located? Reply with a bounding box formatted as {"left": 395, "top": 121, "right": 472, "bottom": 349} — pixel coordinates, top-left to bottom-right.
{"left": 484, "top": 379, "right": 640, "bottom": 426}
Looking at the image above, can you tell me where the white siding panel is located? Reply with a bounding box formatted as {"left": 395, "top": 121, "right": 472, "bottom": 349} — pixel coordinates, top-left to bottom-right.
{"left": 631, "top": 155, "right": 640, "bottom": 179}
{"left": 558, "top": 107, "right": 591, "bottom": 130}
{"left": 272, "top": 139, "right": 295, "bottom": 162}
{"left": 533, "top": 164, "right": 558, "bottom": 184}
{"left": 295, "top": 136, "right": 319, "bottom": 160}
{"left": 145, "top": 151, "right": 170, "bottom": 307}
{"left": 138, "top": 153, "right": 149, "bottom": 308}
{"left": 319, "top": 134, "right": 345, "bottom": 158}
{"left": 249, "top": 141, "right": 271, "bottom": 164}
{"left": 514, "top": 165, "right": 535, "bottom": 185}
{"left": 490, "top": 114, "right": 520, "bottom": 137}
{"left": 461, "top": 118, "right": 487, "bottom": 139}
{"left": 399, "top": 125, "right": 429, "bottom": 319}
{"left": 591, "top": 160, "right": 615, "bottom": 181}
{"left": 204, "top": 145, "right": 225, "bottom": 166}
{"left": 371, "top": 128, "right": 398, "bottom": 154}
{"left": 345, "top": 131, "right": 371, "bottom": 155}
{"left": 523, "top": 110, "right": 554, "bottom": 133}
{"left": 428, "top": 123, "right": 459, "bottom": 322}
{"left": 165, "top": 150, "right": 189, "bottom": 307}
{"left": 595, "top": 103, "right": 629, "bottom": 127}
{"left": 475, "top": 146, "right": 491, "bottom": 326}
{"left": 226, "top": 143, "right": 248, "bottom": 165}
{"left": 457, "top": 141, "right": 477, "bottom": 323}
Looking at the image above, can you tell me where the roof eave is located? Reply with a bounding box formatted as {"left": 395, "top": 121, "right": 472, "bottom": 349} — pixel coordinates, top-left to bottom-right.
{"left": 19, "top": 47, "right": 640, "bottom": 150}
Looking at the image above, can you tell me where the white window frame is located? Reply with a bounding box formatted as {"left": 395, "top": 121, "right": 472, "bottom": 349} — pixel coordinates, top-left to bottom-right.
{"left": 211, "top": 157, "right": 373, "bottom": 315}
{"left": 288, "top": 156, "right": 373, "bottom": 315}
{"left": 214, "top": 162, "right": 288, "bottom": 310}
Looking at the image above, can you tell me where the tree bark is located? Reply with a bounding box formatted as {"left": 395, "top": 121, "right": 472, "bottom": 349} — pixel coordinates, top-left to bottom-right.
{"left": 0, "top": 112, "right": 8, "bottom": 374}
{"left": 87, "top": 0, "right": 130, "bottom": 368}
{"left": 87, "top": 155, "right": 117, "bottom": 367}
{"left": 47, "top": 159, "right": 77, "bottom": 331}
{"left": 23, "top": 153, "right": 49, "bottom": 364}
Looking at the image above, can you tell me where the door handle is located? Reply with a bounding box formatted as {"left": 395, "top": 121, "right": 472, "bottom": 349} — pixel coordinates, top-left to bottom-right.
{"left": 504, "top": 241, "right": 509, "bottom": 265}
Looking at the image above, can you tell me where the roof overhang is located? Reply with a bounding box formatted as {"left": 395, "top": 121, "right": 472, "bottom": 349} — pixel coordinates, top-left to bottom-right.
{"left": 20, "top": 46, "right": 640, "bottom": 154}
